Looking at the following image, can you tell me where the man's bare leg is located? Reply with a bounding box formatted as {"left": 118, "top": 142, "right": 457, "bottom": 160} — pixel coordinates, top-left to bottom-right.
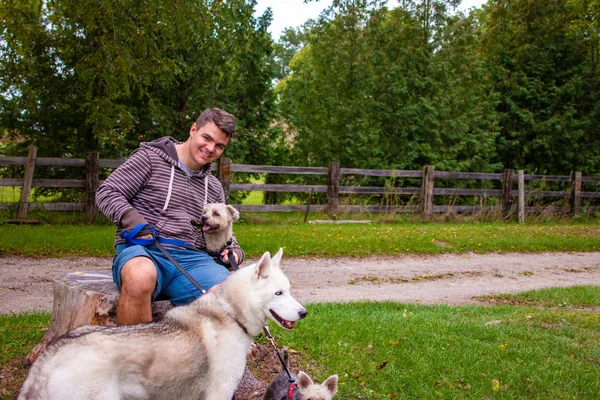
{"left": 117, "top": 256, "right": 157, "bottom": 326}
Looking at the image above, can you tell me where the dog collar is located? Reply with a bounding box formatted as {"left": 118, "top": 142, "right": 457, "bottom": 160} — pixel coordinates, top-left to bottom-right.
{"left": 236, "top": 320, "right": 249, "bottom": 336}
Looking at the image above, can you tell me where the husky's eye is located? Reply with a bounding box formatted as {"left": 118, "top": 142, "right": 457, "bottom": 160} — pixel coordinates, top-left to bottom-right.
{"left": 275, "top": 290, "right": 282, "bottom": 296}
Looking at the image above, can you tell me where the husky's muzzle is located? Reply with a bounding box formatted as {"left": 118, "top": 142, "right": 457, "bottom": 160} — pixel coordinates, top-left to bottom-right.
{"left": 270, "top": 309, "right": 308, "bottom": 330}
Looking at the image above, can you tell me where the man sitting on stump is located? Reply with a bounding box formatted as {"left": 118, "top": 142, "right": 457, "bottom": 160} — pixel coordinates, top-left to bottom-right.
{"left": 96, "top": 107, "right": 244, "bottom": 325}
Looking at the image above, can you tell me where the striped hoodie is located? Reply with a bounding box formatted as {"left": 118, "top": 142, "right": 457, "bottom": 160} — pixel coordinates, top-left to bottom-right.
{"left": 96, "top": 136, "right": 244, "bottom": 264}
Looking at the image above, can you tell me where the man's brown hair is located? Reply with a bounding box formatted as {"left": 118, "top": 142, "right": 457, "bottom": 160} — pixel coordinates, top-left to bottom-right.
{"left": 195, "top": 108, "right": 237, "bottom": 138}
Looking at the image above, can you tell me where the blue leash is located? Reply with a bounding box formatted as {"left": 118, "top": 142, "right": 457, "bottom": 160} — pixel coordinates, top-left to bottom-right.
{"left": 121, "top": 224, "right": 208, "bottom": 294}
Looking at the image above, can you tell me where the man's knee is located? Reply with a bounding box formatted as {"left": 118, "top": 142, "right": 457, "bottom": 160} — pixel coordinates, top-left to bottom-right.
{"left": 120, "top": 257, "right": 157, "bottom": 298}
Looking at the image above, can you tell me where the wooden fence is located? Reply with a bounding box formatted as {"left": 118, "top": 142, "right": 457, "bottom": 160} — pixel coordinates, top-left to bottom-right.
{"left": 1, "top": 147, "right": 599, "bottom": 223}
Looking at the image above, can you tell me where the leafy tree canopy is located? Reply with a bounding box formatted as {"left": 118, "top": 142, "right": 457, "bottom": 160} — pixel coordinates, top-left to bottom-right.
{"left": 0, "top": 0, "right": 276, "bottom": 164}
{"left": 480, "top": 0, "right": 600, "bottom": 175}
{"left": 276, "top": 0, "right": 500, "bottom": 172}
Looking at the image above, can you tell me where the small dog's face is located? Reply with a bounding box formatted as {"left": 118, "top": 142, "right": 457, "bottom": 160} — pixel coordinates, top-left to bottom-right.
{"left": 298, "top": 371, "right": 338, "bottom": 399}
{"left": 200, "top": 203, "right": 239, "bottom": 235}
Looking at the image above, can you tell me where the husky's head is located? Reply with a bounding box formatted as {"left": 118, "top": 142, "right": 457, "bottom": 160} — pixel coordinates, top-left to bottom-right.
{"left": 252, "top": 248, "right": 307, "bottom": 330}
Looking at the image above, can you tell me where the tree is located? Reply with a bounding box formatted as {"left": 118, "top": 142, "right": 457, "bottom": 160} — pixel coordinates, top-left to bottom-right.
{"left": 0, "top": 0, "right": 276, "bottom": 165}
{"left": 480, "top": 0, "right": 600, "bottom": 175}
{"left": 272, "top": 20, "right": 317, "bottom": 81}
{"left": 276, "top": 0, "right": 499, "bottom": 172}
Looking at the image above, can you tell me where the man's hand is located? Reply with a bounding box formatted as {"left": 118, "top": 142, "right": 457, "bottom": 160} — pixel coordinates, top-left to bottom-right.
{"left": 134, "top": 224, "right": 155, "bottom": 240}
{"left": 220, "top": 249, "right": 239, "bottom": 265}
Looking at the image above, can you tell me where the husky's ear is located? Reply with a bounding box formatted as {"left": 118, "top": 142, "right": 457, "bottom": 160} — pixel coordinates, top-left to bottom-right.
{"left": 226, "top": 205, "right": 240, "bottom": 222}
{"left": 297, "top": 371, "right": 314, "bottom": 390}
{"left": 255, "top": 251, "right": 271, "bottom": 279}
{"left": 323, "top": 374, "right": 339, "bottom": 396}
{"left": 271, "top": 247, "right": 283, "bottom": 268}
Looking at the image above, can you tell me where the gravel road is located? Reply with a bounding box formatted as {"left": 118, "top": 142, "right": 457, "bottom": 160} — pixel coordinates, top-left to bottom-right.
{"left": 1, "top": 252, "right": 599, "bottom": 314}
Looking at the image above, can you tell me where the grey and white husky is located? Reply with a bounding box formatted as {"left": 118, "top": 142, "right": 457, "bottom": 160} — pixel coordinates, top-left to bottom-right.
{"left": 19, "top": 249, "right": 307, "bottom": 400}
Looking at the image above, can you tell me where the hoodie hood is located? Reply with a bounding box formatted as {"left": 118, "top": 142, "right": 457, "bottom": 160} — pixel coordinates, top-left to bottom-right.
{"left": 141, "top": 136, "right": 210, "bottom": 176}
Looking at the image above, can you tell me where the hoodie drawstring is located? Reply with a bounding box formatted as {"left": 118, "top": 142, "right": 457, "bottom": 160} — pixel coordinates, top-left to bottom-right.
{"left": 163, "top": 165, "right": 209, "bottom": 211}
{"left": 163, "top": 165, "right": 175, "bottom": 211}
{"left": 204, "top": 175, "right": 208, "bottom": 205}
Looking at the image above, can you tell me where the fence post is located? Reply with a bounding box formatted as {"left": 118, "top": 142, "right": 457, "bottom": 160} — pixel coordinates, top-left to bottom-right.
{"left": 569, "top": 171, "right": 582, "bottom": 217}
{"left": 420, "top": 165, "right": 435, "bottom": 220}
{"left": 501, "top": 169, "right": 514, "bottom": 219}
{"left": 327, "top": 161, "right": 340, "bottom": 215}
{"left": 518, "top": 170, "right": 525, "bottom": 223}
{"left": 219, "top": 157, "right": 231, "bottom": 204}
{"left": 85, "top": 152, "right": 100, "bottom": 224}
{"left": 16, "top": 146, "right": 37, "bottom": 220}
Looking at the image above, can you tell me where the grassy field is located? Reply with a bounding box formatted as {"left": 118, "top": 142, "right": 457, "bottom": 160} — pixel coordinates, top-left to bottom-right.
{"left": 0, "top": 220, "right": 598, "bottom": 257}
{"left": 268, "top": 291, "right": 600, "bottom": 399}
{"left": 0, "top": 313, "right": 49, "bottom": 399}
{"left": 2, "top": 286, "right": 599, "bottom": 399}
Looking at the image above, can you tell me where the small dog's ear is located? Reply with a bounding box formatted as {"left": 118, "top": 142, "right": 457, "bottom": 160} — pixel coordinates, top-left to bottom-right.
{"left": 297, "top": 371, "right": 314, "bottom": 390}
{"left": 280, "top": 346, "right": 290, "bottom": 367}
{"left": 271, "top": 248, "right": 283, "bottom": 268}
{"left": 226, "top": 205, "right": 240, "bottom": 222}
{"left": 323, "top": 374, "right": 339, "bottom": 396}
{"left": 256, "top": 251, "right": 271, "bottom": 279}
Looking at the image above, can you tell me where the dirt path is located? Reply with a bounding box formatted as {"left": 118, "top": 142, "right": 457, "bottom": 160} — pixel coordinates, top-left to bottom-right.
{"left": 1, "top": 252, "right": 599, "bottom": 314}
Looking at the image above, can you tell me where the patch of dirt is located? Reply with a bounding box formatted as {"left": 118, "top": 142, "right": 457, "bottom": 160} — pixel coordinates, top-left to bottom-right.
{"left": 1, "top": 252, "right": 600, "bottom": 314}
{"left": 0, "top": 358, "right": 29, "bottom": 399}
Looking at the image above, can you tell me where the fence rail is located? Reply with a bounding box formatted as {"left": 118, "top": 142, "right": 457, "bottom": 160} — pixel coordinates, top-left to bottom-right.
{"left": 1, "top": 147, "right": 599, "bottom": 223}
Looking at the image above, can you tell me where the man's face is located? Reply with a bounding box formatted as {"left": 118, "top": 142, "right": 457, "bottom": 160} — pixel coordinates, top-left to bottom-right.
{"left": 187, "top": 121, "right": 230, "bottom": 169}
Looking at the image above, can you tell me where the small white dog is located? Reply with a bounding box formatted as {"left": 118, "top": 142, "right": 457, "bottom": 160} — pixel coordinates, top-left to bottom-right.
{"left": 264, "top": 347, "right": 338, "bottom": 400}
{"left": 200, "top": 203, "right": 239, "bottom": 253}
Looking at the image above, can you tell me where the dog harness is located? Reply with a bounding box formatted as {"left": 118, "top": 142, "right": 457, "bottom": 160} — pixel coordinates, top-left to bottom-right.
{"left": 288, "top": 381, "right": 299, "bottom": 400}
{"left": 203, "top": 237, "right": 237, "bottom": 269}
{"left": 122, "top": 223, "right": 193, "bottom": 249}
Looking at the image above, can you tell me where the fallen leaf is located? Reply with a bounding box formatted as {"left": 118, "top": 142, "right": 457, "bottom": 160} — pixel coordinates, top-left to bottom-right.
{"left": 377, "top": 360, "right": 388, "bottom": 370}
{"left": 492, "top": 379, "right": 500, "bottom": 391}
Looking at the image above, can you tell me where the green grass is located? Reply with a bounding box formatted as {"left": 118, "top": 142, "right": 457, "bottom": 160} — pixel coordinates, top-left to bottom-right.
{"left": 267, "top": 301, "right": 600, "bottom": 399}
{"left": 475, "top": 285, "right": 600, "bottom": 308}
{"left": 0, "top": 312, "right": 50, "bottom": 398}
{"left": 4, "top": 289, "right": 599, "bottom": 399}
{"left": 0, "top": 186, "right": 20, "bottom": 203}
{"left": 1, "top": 221, "right": 598, "bottom": 257}
{"left": 0, "top": 225, "right": 116, "bottom": 256}
{"left": 0, "top": 186, "right": 62, "bottom": 203}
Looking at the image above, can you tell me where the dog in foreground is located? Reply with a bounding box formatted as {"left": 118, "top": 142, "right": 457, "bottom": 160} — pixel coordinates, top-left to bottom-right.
{"left": 263, "top": 347, "right": 338, "bottom": 400}
{"left": 19, "top": 248, "right": 307, "bottom": 400}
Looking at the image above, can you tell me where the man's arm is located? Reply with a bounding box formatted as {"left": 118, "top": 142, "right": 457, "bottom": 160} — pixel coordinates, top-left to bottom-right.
{"left": 96, "top": 149, "right": 153, "bottom": 230}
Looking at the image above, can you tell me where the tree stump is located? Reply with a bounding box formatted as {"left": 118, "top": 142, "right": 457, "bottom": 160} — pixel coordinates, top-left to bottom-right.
{"left": 26, "top": 271, "right": 173, "bottom": 364}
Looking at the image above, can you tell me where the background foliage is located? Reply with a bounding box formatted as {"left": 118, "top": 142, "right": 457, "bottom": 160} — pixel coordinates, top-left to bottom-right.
{"left": 1, "top": 0, "right": 599, "bottom": 197}
{"left": 0, "top": 0, "right": 276, "bottom": 164}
